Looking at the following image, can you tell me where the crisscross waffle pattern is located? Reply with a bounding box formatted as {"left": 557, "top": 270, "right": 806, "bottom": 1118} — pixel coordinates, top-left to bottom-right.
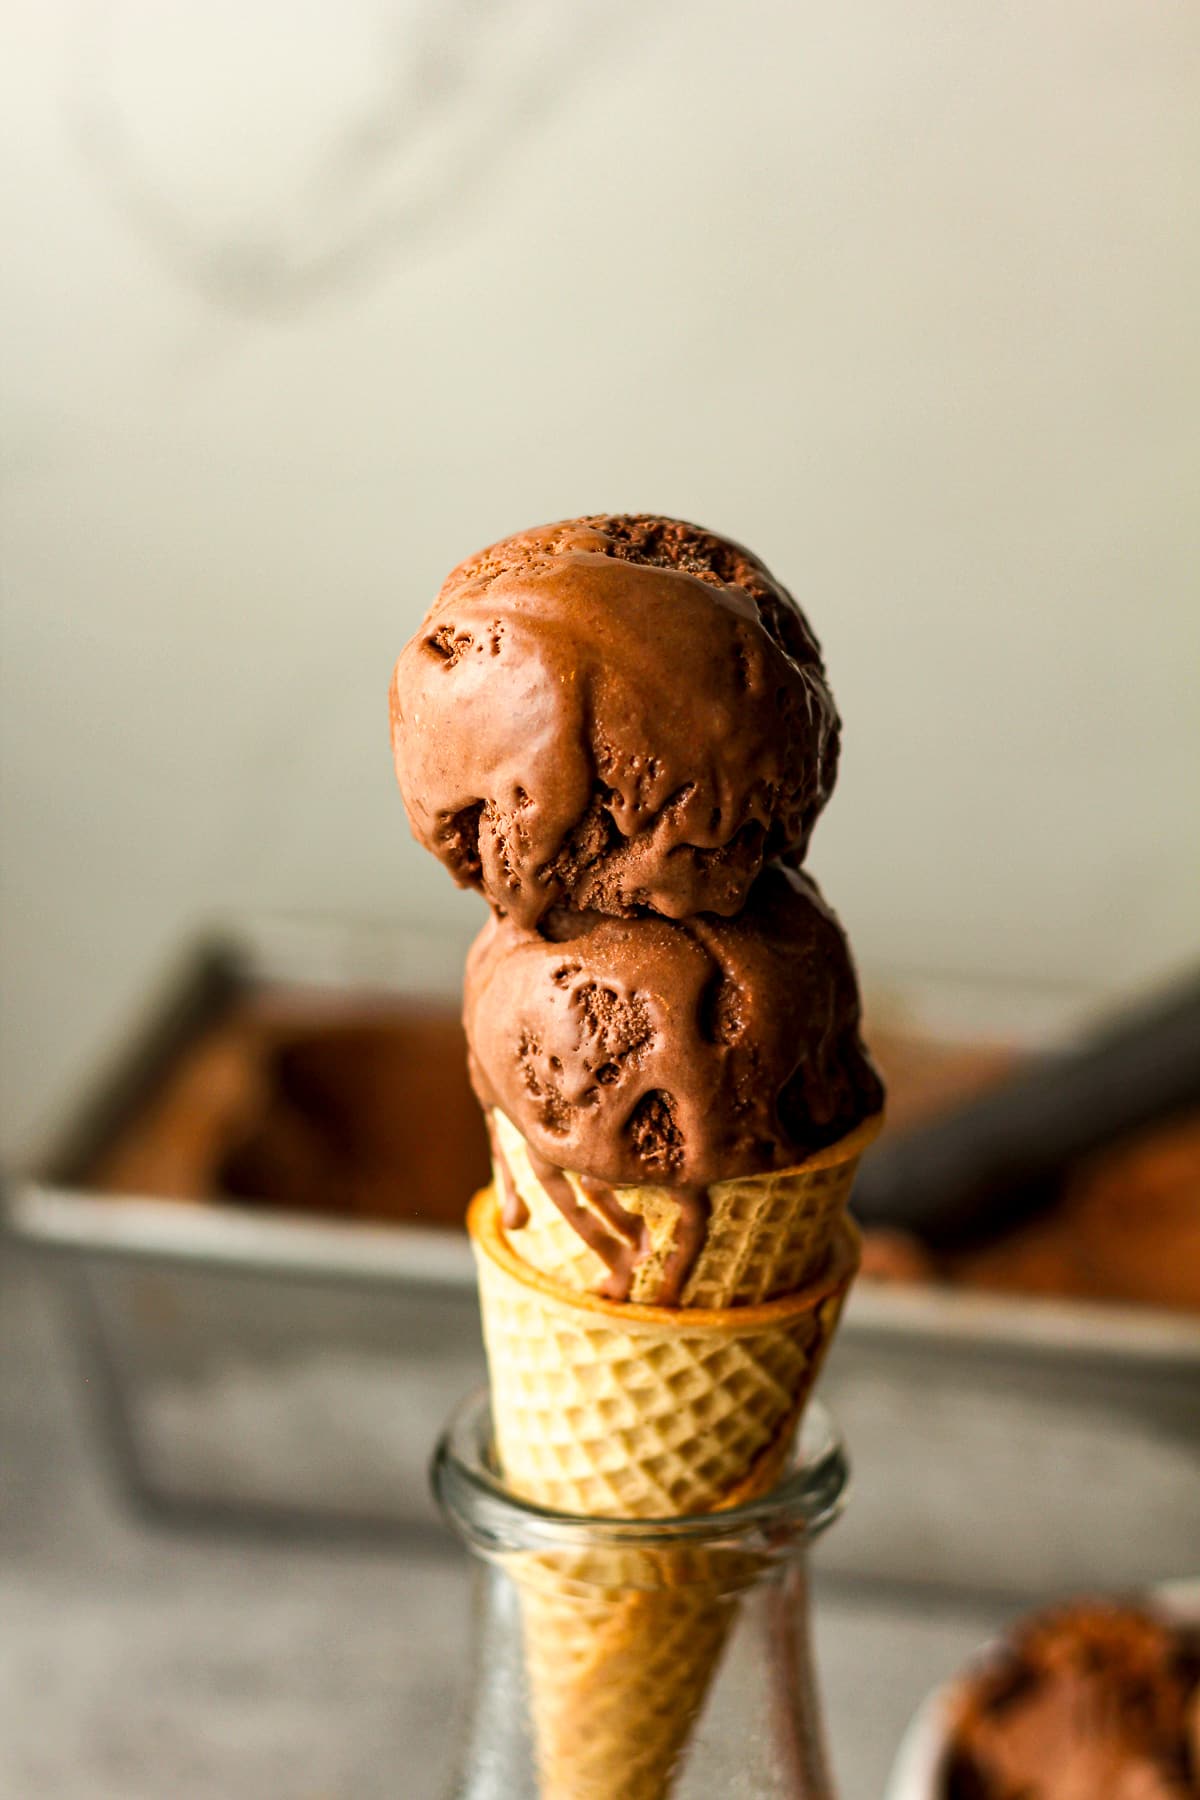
{"left": 681, "top": 1154, "right": 857, "bottom": 1308}
{"left": 469, "top": 1187, "right": 859, "bottom": 1800}
{"left": 491, "top": 1113, "right": 882, "bottom": 1310}
{"left": 470, "top": 1187, "right": 856, "bottom": 1519}
{"left": 519, "top": 1581, "right": 732, "bottom": 1800}
{"left": 493, "top": 1108, "right": 611, "bottom": 1293}
{"left": 483, "top": 1295, "right": 826, "bottom": 1516}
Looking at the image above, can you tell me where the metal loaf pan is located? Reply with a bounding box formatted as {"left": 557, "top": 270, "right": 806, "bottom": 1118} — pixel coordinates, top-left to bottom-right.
{"left": 7, "top": 919, "right": 1198, "bottom": 1597}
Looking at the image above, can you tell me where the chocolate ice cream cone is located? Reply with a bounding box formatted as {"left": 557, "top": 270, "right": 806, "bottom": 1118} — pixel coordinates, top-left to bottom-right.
{"left": 392, "top": 516, "right": 885, "bottom": 1797}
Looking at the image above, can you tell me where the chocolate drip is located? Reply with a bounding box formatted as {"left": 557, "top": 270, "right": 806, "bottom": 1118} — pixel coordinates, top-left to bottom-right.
{"left": 652, "top": 1185, "right": 711, "bottom": 1306}
{"left": 527, "top": 1153, "right": 711, "bottom": 1306}
{"left": 488, "top": 1120, "right": 529, "bottom": 1229}
{"left": 528, "top": 1150, "right": 646, "bottom": 1300}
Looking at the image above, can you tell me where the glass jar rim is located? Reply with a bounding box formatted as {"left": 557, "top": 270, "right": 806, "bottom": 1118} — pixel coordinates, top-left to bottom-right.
{"left": 432, "top": 1389, "right": 848, "bottom": 1561}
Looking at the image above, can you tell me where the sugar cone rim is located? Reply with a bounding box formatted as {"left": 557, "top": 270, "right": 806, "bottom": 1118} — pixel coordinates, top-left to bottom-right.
{"left": 752, "top": 1108, "right": 884, "bottom": 1174}
{"left": 469, "top": 1185, "right": 862, "bottom": 1333}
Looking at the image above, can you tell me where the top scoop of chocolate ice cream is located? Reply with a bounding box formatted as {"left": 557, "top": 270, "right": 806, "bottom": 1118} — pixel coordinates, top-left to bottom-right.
{"left": 390, "top": 516, "right": 839, "bottom": 926}
{"left": 464, "top": 863, "right": 882, "bottom": 1189}
{"left": 944, "top": 1602, "right": 1200, "bottom": 1800}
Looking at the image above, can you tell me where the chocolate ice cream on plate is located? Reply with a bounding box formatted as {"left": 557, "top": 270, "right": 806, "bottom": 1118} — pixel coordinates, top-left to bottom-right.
{"left": 943, "top": 1602, "right": 1200, "bottom": 1800}
{"left": 887, "top": 1596, "right": 1200, "bottom": 1800}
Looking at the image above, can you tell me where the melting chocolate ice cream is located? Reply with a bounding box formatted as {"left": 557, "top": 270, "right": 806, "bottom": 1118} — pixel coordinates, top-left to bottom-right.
{"left": 464, "top": 863, "right": 881, "bottom": 1191}
{"left": 390, "top": 516, "right": 839, "bottom": 927}
{"left": 944, "top": 1602, "right": 1200, "bottom": 1800}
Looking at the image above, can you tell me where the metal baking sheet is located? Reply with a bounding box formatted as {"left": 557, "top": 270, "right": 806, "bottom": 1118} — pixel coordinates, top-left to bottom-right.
{"left": 6, "top": 919, "right": 1199, "bottom": 1596}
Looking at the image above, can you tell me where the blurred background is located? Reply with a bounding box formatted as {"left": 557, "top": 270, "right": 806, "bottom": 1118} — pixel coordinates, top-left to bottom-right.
{"left": 3, "top": 0, "right": 1198, "bottom": 1156}
{"left": 2, "top": 5, "right": 1199, "bottom": 1799}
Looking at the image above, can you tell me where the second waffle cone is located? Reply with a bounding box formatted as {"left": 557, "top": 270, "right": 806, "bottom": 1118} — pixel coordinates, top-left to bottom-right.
{"left": 489, "top": 1109, "right": 882, "bottom": 1309}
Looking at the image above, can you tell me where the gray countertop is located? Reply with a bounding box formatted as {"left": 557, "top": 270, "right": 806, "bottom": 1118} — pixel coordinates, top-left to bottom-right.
{"left": 0, "top": 1244, "right": 1010, "bottom": 1800}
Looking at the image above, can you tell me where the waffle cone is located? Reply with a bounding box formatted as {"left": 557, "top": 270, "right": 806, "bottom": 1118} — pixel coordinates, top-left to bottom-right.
{"left": 490, "top": 1109, "right": 882, "bottom": 1308}
{"left": 515, "top": 1564, "right": 735, "bottom": 1800}
{"left": 468, "top": 1187, "right": 858, "bottom": 1798}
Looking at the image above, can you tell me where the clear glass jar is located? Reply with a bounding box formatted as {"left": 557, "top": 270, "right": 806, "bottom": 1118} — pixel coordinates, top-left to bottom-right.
{"left": 432, "top": 1390, "right": 849, "bottom": 1800}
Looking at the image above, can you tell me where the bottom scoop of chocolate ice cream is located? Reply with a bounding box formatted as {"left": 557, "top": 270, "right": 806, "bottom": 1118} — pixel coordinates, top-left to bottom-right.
{"left": 463, "top": 863, "right": 882, "bottom": 1192}
{"left": 943, "top": 1602, "right": 1200, "bottom": 1800}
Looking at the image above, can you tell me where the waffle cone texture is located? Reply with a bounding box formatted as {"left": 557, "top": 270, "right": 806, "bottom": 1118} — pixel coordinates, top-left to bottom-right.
{"left": 470, "top": 1185, "right": 857, "bottom": 1517}
{"left": 490, "top": 1108, "right": 882, "bottom": 1309}
{"left": 469, "top": 1186, "right": 859, "bottom": 1798}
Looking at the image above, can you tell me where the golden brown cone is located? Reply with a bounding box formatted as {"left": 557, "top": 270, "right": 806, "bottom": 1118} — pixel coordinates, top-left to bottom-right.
{"left": 469, "top": 1188, "right": 859, "bottom": 1798}
{"left": 490, "top": 1109, "right": 882, "bottom": 1307}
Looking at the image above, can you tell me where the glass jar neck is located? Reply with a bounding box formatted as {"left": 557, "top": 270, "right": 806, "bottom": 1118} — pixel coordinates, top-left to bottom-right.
{"left": 434, "top": 1390, "right": 848, "bottom": 1573}
{"left": 433, "top": 1396, "right": 848, "bottom": 1800}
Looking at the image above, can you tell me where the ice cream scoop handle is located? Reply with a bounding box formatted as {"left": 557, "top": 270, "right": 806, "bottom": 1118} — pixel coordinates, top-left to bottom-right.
{"left": 852, "top": 968, "right": 1200, "bottom": 1247}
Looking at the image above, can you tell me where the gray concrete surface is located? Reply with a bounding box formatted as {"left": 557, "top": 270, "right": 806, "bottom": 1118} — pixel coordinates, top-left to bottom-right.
{"left": 1, "top": 1244, "right": 1000, "bottom": 1799}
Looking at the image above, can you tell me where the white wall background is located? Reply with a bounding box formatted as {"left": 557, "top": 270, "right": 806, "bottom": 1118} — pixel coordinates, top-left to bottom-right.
{"left": 2, "top": 0, "right": 1198, "bottom": 1154}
